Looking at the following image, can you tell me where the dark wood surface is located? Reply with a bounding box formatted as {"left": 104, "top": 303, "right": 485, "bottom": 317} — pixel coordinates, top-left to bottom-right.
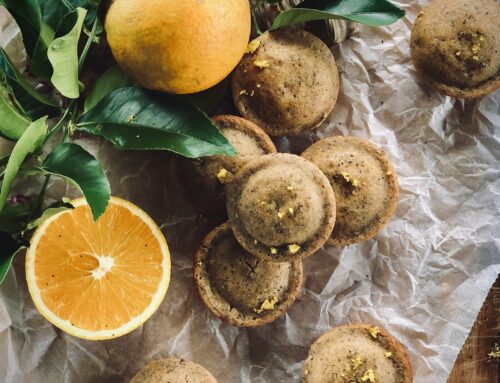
{"left": 448, "top": 275, "right": 500, "bottom": 383}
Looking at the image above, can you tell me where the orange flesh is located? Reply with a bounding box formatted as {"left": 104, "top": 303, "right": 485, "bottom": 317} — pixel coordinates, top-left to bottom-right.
{"left": 34, "top": 203, "right": 164, "bottom": 331}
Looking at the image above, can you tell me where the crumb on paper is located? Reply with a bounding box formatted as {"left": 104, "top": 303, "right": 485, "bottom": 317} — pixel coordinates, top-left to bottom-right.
{"left": 287, "top": 186, "right": 294, "bottom": 191}
{"left": 488, "top": 343, "right": 500, "bottom": 359}
{"left": 254, "top": 296, "right": 278, "bottom": 313}
{"left": 277, "top": 211, "right": 285, "bottom": 219}
{"left": 254, "top": 59, "right": 269, "bottom": 69}
{"left": 368, "top": 327, "right": 380, "bottom": 339}
{"left": 245, "top": 39, "right": 260, "bottom": 54}
{"left": 216, "top": 168, "right": 228, "bottom": 183}
{"left": 288, "top": 244, "right": 301, "bottom": 254}
{"left": 386, "top": 170, "right": 393, "bottom": 176}
{"left": 270, "top": 247, "right": 278, "bottom": 255}
{"left": 361, "top": 369, "right": 376, "bottom": 382}
{"left": 303, "top": 369, "right": 309, "bottom": 376}
{"left": 385, "top": 351, "right": 393, "bottom": 358}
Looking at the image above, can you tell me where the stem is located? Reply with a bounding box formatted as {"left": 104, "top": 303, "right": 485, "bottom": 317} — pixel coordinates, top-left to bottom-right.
{"left": 31, "top": 174, "right": 51, "bottom": 219}
{"left": 252, "top": 10, "right": 263, "bottom": 35}
{"left": 46, "top": 105, "right": 72, "bottom": 141}
{"left": 78, "top": 17, "right": 99, "bottom": 74}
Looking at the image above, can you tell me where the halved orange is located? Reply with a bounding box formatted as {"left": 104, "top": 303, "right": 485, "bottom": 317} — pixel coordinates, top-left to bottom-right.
{"left": 26, "top": 197, "right": 171, "bottom": 340}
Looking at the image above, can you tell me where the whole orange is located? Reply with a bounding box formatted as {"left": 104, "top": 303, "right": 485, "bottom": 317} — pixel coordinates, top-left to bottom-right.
{"left": 105, "top": 0, "right": 251, "bottom": 94}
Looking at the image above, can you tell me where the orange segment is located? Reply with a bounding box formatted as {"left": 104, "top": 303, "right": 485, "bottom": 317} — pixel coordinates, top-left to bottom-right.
{"left": 26, "top": 197, "right": 171, "bottom": 340}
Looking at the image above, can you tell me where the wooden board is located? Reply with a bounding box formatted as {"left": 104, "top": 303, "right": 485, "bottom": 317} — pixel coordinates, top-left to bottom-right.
{"left": 448, "top": 275, "right": 500, "bottom": 382}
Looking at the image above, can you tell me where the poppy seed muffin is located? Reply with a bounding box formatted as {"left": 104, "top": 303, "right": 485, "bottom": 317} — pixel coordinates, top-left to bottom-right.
{"left": 226, "top": 153, "right": 336, "bottom": 261}
{"left": 302, "top": 137, "right": 398, "bottom": 246}
{"left": 410, "top": 0, "right": 500, "bottom": 98}
{"left": 194, "top": 223, "right": 303, "bottom": 327}
{"left": 130, "top": 358, "right": 217, "bottom": 383}
{"left": 179, "top": 115, "right": 276, "bottom": 216}
{"left": 232, "top": 29, "right": 340, "bottom": 136}
{"left": 303, "top": 324, "right": 413, "bottom": 383}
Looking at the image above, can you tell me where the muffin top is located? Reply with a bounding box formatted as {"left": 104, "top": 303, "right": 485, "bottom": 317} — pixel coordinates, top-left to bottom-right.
{"left": 410, "top": 0, "right": 500, "bottom": 98}
{"left": 130, "top": 358, "right": 217, "bottom": 383}
{"left": 232, "top": 29, "right": 340, "bottom": 136}
{"left": 226, "top": 153, "right": 336, "bottom": 261}
{"left": 179, "top": 115, "right": 276, "bottom": 216}
{"left": 303, "top": 324, "right": 413, "bottom": 383}
{"left": 194, "top": 223, "right": 303, "bottom": 327}
{"left": 302, "top": 137, "right": 398, "bottom": 246}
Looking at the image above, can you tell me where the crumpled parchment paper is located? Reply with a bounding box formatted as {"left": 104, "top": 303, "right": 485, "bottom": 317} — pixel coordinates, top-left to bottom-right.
{"left": 1, "top": 1, "right": 499, "bottom": 382}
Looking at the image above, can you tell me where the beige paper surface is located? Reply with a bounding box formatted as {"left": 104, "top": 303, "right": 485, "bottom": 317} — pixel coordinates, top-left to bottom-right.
{"left": 1, "top": 1, "right": 499, "bottom": 382}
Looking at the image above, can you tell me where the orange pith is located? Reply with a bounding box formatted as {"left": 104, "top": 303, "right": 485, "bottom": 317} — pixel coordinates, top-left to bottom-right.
{"left": 26, "top": 197, "right": 170, "bottom": 339}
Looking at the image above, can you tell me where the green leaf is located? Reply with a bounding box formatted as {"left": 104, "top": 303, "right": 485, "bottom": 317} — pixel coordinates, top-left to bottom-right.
{"left": 83, "top": 66, "right": 133, "bottom": 113}
{"left": 78, "top": 86, "right": 236, "bottom": 158}
{"left": 67, "top": 0, "right": 103, "bottom": 32}
{"left": 0, "top": 117, "right": 48, "bottom": 211}
{"left": 31, "top": 21, "right": 56, "bottom": 80}
{"left": 26, "top": 204, "right": 73, "bottom": 231}
{"left": 0, "top": 0, "right": 42, "bottom": 57}
{"left": 271, "top": 0, "right": 406, "bottom": 29}
{"left": 0, "top": 155, "right": 9, "bottom": 168}
{"left": 0, "top": 49, "right": 60, "bottom": 119}
{"left": 42, "top": 143, "right": 110, "bottom": 220}
{"left": 0, "top": 231, "right": 25, "bottom": 284}
{"left": 178, "top": 76, "right": 230, "bottom": 114}
{"left": 48, "top": 8, "right": 87, "bottom": 99}
{"left": 0, "top": 0, "right": 57, "bottom": 80}
{"left": 0, "top": 83, "right": 32, "bottom": 140}
{"left": 39, "top": 0, "right": 75, "bottom": 34}
{"left": 0, "top": 202, "right": 32, "bottom": 234}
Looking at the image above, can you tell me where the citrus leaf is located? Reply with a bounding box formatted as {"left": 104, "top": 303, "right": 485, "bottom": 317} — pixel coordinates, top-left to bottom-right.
{"left": 0, "top": 155, "right": 9, "bottom": 168}
{"left": 0, "top": 0, "right": 42, "bottom": 57}
{"left": 31, "top": 21, "right": 56, "bottom": 81}
{"left": 0, "top": 117, "right": 48, "bottom": 212}
{"left": 48, "top": 8, "right": 87, "bottom": 99}
{"left": 77, "top": 86, "right": 236, "bottom": 158}
{"left": 178, "top": 76, "right": 230, "bottom": 114}
{"left": 65, "top": 0, "right": 103, "bottom": 31}
{"left": 39, "top": 0, "right": 75, "bottom": 34}
{"left": 26, "top": 204, "right": 73, "bottom": 231}
{"left": 0, "top": 0, "right": 57, "bottom": 80}
{"left": 0, "top": 83, "right": 32, "bottom": 140}
{"left": 0, "top": 202, "right": 32, "bottom": 234}
{"left": 0, "top": 231, "right": 26, "bottom": 284}
{"left": 83, "top": 66, "right": 133, "bottom": 113}
{"left": 0, "top": 49, "right": 60, "bottom": 119}
{"left": 42, "top": 143, "right": 110, "bottom": 220}
{"left": 271, "top": 0, "right": 405, "bottom": 29}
